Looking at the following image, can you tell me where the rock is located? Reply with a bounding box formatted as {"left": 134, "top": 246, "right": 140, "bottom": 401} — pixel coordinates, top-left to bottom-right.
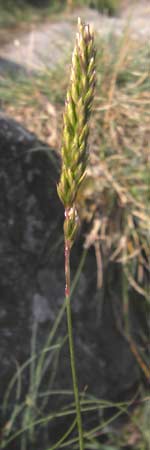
{"left": 0, "top": 57, "right": 30, "bottom": 77}
{"left": 0, "top": 115, "right": 144, "bottom": 449}
{"left": 0, "top": 114, "right": 63, "bottom": 448}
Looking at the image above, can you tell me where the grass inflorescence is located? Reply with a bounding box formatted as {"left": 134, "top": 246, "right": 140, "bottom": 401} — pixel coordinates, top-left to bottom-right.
{"left": 57, "top": 17, "right": 96, "bottom": 450}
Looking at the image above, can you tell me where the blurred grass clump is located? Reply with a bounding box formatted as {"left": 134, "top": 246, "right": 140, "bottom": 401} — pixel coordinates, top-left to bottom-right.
{"left": 0, "top": 0, "right": 121, "bottom": 29}
{"left": 70, "top": 0, "right": 120, "bottom": 15}
{"left": 0, "top": 0, "right": 64, "bottom": 28}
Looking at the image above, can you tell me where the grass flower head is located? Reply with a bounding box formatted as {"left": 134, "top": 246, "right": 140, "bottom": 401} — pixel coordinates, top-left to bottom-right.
{"left": 57, "top": 17, "right": 96, "bottom": 245}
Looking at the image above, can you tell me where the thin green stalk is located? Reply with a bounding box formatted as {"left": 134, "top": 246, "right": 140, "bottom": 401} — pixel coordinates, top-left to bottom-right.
{"left": 48, "top": 418, "right": 76, "bottom": 450}
{"left": 65, "top": 228, "right": 84, "bottom": 450}
{"left": 57, "top": 17, "right": 96, "bottom": 450}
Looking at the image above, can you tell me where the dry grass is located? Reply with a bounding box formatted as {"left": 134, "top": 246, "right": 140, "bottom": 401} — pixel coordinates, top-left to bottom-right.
{"left": 85, "top": 35, "right": 150, "bottom": 300}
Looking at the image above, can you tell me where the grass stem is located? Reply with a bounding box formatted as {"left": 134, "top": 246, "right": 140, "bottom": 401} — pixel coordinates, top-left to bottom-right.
{"left": 65, "top": 233, "right": 84, "bottom": 450}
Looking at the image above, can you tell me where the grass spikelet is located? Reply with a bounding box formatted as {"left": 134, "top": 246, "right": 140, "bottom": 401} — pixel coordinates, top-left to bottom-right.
{"left": 57, "top": 17, "right": 96, "bottom": 244}
{"left": 57, "top": 17, "right": 96, "bottom": 450}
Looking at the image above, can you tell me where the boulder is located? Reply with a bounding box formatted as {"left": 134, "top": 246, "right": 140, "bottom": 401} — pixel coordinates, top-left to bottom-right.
{"left": 0, "top": 115, "right": 142, "bottom": 449}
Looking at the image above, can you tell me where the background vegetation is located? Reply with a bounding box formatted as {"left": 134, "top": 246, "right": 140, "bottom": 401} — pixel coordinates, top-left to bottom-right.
{"left": 0, "top": 0, "right": 121, "bottom": 28}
